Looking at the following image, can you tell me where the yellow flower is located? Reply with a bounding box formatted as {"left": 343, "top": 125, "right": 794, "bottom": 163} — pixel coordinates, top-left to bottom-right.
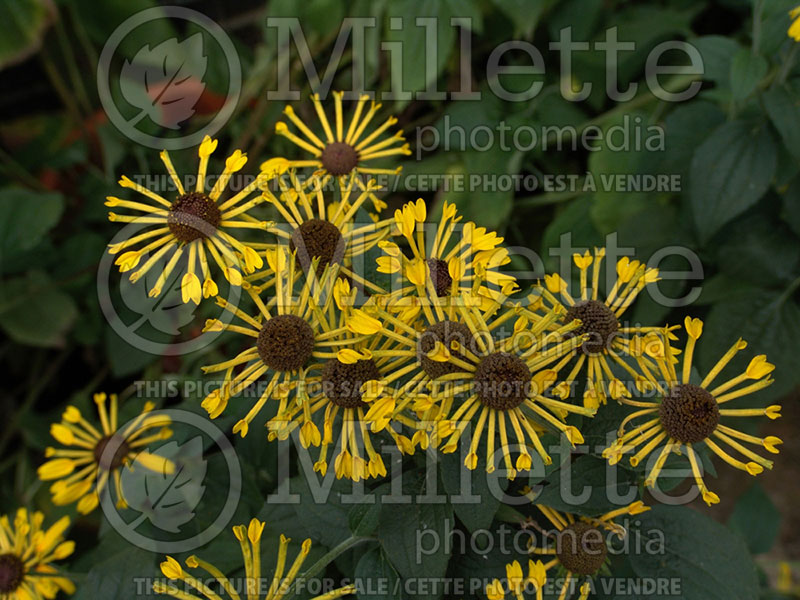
{"left": 0, "top": 509, "right": 75, "bottom": 600}
{"left": 38, "top": 393, "right": 172, "bottom": 514}
{"left": 380, "top": 199, "right": 518, "bottom": 309}
{"left": 201, "top": 250, "right": 356, "bottom": 438}
{"left": 411, "top": 302, "right": 593, "bottom": 478}
{"left": 274, "top": 91, "right": 410, "bottom": 186}
{"left": 790, "top": 6, "right": 800, "bottom": 41}
{"left": 246, "top": 170, "right": 392, "bottom": 293}
{"left": 520, "top": 502, "right": 648, "bottom": 600}
{"left": 534, "top": 248, "right": 665, "bottom": 408}
{"left": 603, "top": 319, "right": 779, "bottom": 505}
{"left": 267, "top": 281, "right": 416, "bottom": 481}
{"left": 153, "top": 518, "right": 355, "bottom": 600}
{"left": 107, "top": 136, "right": 274, "bottom": 303}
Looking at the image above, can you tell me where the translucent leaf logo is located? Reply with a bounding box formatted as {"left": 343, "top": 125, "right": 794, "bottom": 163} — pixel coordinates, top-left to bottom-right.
{"left": 118, "top": 251, "right": 196, "bottom": 338}
{"left": 120, "top": 33, "right": 208, "bottom": 130}
{"left": 121, "top": 437, "right": 207, "bottom": 533}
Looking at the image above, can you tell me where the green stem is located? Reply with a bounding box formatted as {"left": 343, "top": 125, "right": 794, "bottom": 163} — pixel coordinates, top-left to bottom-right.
{"left": 777, "top": 275, "right": 800, "bottom": 305}
{"left": 0, "top": 148, "right": 49, "bottom": 191}
{"left": 39, "top": 45, "right": 83, "bottom": 124}
{"left": 0, "top": 349, "right": 70, "bottom": 457}
{"left": 752, "top": 0, "right": 764, "bottom": 54}
{"left": 54, "top": 7, "right": 92, "bottom": 115}
{"left": 777, "top": 44, "right": 799, "bottom": 85}
{"left": 283, "top": 535, "right": 372, "bottom": 600}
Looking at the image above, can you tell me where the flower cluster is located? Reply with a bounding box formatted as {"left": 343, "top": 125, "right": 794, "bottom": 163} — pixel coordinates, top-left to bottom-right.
{"left": 21, "top": 92, "right": 783, "bottom": 600}
{"left": 100, "top": 93, "right": 781, "bottom": 495}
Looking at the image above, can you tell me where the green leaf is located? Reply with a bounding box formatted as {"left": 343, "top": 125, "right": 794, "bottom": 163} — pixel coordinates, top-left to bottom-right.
{"left": 377, "top": 499, "right": 453, "bottom": 599}
{"left": 0, "top": 187, "right": 63, "bottom": 265}
{"left": 690, "top": 35, "right": 741, "bottom": 87}
{"left": 290, "top": 474, "right": 352, "bottom": 547}
{"left": 0, "top": 270, "right": 77, "bottom": 347}
{"left": 730, "top": 49, "right": 768, "bottom": 101}
{"left": 728, "top": 483, "right": 781, "bottom": 554}
{"left": 655, "top": 101, "right": 725, "bottom": 181}
{"left": 529, "top": 455, "right": 638, "bottom": 516}
{"left": 0, "top": 0, "right": 50, "bottom": 69}
{"left": 384, "top": 0, "right": 455, "bottom": 108}
{"left": 714, "top": 211, "right": 800, "bottom": 287}
{"left": 439, "top": 451, "right": 507, "bottom": 533}
{"left": 689, "top": 119, "right": 777, "bottom": 243}
{"left": 348, "top": 499, "right": 382, "bottom": 537}
{"left": 491, "top": 0, "right": 557, "bottom": 37}
{"left": 72, "top": 542, "right": 156, "bottom": 600}
{"left": 699, "top": 286, "right": 800, "bottom": 399}
{"left": 763, "top": 81, "right": 800, "bottom": 161}
{"left": 588, "top": 110, "right": 654, "bottom": 233}
{"left": 541, "top": 197, "right": 604, "bottom": 271}
{"left": 355, "top": 547, "right": 403, "bottom": 600}
{"left": 104, "top": 326, "right": 158, "bottom": 377}
{"left": 629, "top": 505, "right": 759, "bottom": 600}
{"left": 781, "top": 176, "right": 800, "bottom": 237}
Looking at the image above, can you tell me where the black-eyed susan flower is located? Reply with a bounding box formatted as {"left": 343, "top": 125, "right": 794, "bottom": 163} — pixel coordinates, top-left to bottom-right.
{"left": 603, "top": 317, "right": 781, "bottom": 505}
{"left": 419, "top": 302, "right": 594, "bottom": 478}
{"left": 153, "top": 518, "right": 355, "bottom": 600}
{"left": 201, "top": 249, "right": 355, "bottom": 438}
{"left": 519, "top": 502, "right": 650, "bottom": 600}
{"left": 107, "top": 135, "right": 273, "bottom": 303}
{"left": 485, "top": 558, "right": 547, "bottom": 600}
{"left": 274, "top": 91, "right": 410, "bottom": 183}
{"left": 37, "top": 393, "right": 173, "bottom": 514}
{"left": 267, "top": 279, "right": 416, "bottom": 481}
{"left": 790, "top": 6, "right": 800, "bottom": 40}
{"left": 378, "top": 199, "right": 518, "bottom": 309}
{"left": 535, "top": 249, "right": 662, "bottom": 409}
{"left": 0, "top": 509, "right": 75, "bottom": 600}
{"left": 247, "top": 170, "right": 392, "bottom": 293}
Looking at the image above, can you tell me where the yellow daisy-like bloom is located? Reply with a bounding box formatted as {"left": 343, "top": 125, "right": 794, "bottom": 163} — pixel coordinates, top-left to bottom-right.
{"left": 378, "top": 199, "right": 519, "bottom": 309}
{"left": 37, "top": 393, "right": 173, "bottom": 514}
{"left": 201, "top": 250, "right": 354, "bottom": 438}
{"left": 274, "top": 91, "right": 410, "bottom": 185}
{"left": 602, "top": 316, "right": 781, "bottom": 506}
{"left": 153, "top": 518, "right": 355, "bottom": 600}
{"left": 268, "top": 278, "right": 416, "bottom": 481}
{"left": 247, "top": 170, "right": 392, "bottom": 294}
{"left": 0, "top": 509, "right": 75, "bottom": 600}
{"left": 535, "top": 248, "right": 661, "bottom": 409}
{"left": 510, "top": 502, "right": 650, "bottom": 600}
{"left": 107, "top": 135, "right": 273, "bottom": 304}
{"left": 421, "top": 302, "right": 594, "bottom": 478}
{"left": 790, "top": 6, "right": 800, "bottom": 41}
{"left": 485, "top": 558, "right": 548, "bottom": 600}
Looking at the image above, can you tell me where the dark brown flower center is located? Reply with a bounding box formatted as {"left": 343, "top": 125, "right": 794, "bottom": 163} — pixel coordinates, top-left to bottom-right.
{"left": 659, "top": 383, "right": 719, "bottom": 444}
{"left": 0, "top": 554, "right": 25, "bottom": 594}
{"left": 289, "top": 219, "right": 345, "bottom": 275}
{"left": 556, "top": 522, "right": 608, "bottom": 576}
{"left": 257, "top": 314, "right": 315, "bottom": 372}
{"left": 565, "top": 299, "right": 620, "bottom": 354}
{"left": 167, "top": 191, "right": 221, "bottom": 243}
{"left": 320, "top": 142, "right": 359, "bottom": 176}
{"left": 417, "top": 321, "right": 477, "bottom": 379}
{"left": 321, "top": 358, "right": 382, "bottom": 408}
{"left": 473, "top": 352, "right": 530, "bottom": 411}
{"left": 94, "top": 435, "right": 130, "bottom": 471}
{"left": 426, "top": 258, "right": 453, "bottom": 297}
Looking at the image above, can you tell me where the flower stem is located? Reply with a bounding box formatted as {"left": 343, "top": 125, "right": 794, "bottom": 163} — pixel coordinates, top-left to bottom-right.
{"left": 283, "top": 535, "right": 373, "bottom": 600}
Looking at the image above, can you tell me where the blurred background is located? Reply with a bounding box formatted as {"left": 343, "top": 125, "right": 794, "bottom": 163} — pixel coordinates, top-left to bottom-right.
{"left": 1, "top": 0, "right": 799, "bottom": 598}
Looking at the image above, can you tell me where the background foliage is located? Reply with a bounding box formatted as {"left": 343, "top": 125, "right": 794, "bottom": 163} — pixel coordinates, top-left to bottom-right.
{"left": 0, "top": 0, "right": 798, "bottom": 599}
